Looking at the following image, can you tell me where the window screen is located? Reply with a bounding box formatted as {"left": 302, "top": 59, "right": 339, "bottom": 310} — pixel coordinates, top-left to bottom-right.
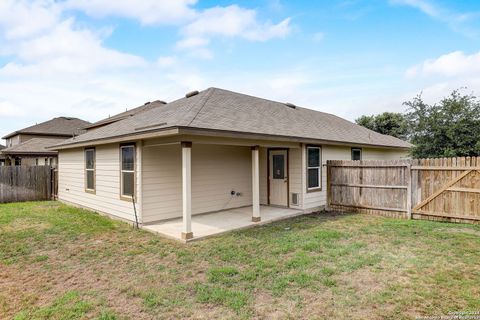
{"left": 85, "top": 149, "right": 95, "bottom": 191}
{"left": 307, "top": 147, "right": 321, "bottom": 189}
{"left": 121, "top": 145, "right": 135, "bottom": 198}
{"left": 351, "top": 148, "right": 362, "bottom": 161}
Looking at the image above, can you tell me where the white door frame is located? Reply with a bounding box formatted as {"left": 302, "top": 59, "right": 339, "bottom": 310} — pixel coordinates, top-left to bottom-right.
{"left": 268, "top": 148, "right": 289, "bottom": 207}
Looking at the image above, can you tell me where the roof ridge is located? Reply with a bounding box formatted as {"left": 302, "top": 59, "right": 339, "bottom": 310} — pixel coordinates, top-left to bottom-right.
{"left": 210, "top": 87, "right": 345, "bottom": 118}
{"left": 186, "top": 87, "right": 216, "bottom": 127}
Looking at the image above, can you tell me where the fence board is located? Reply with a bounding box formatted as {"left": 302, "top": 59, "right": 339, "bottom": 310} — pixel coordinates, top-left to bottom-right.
{"left": 327, "top": 156, "right": 480, "bottom": 224}
{"left": 0, "top": 166, "right": 53, "bottom": 203}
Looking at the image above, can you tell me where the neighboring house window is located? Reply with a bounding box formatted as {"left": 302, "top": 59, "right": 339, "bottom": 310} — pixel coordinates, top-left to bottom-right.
{"left": 120, "top": 144, "right": 135, "bottom": 198}
{"left": 14, "top": 158, "right": 21, "bottom": 166}
{"left": 351, "top": 148, "right": 362, "bottom": 161}
{"left": 85, "top": 148, "right": 95, "bottom": 192}
{"left": 307, "top": 146, "right": 321, "bottom": 190}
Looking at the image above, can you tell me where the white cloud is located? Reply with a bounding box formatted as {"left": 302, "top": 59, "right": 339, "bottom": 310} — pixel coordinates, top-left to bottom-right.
{"left": 403, "top": 51, "right": 480, "bottom": 110}
{"left": 390, "top": 0, "right": 479, "bottom": 37}
{"left": 63, "top": 0, "right": 197, "bottom": 25}
{"left": 0, "top": 1, "right": 144, "bottom": 77}
{"left": 177, "top": 5, "right": 291, "bottom": 50}
{"left": 0, "top": 101, "right": 26, "bottom": 117}
{"left": 0, "top": 0, "right": 60, "bottom": 40}
{"left": 406, "top": 51, "right": 480, "bottom": 78}
{"left": 157, "top": 56, "right": 178, "bottom": 68}
{"left": 175, "top": 37, "right": 210, "bottom": 49}
{"left": 182, "top": 5, "right": 291, "bottom": 41}
{"left": 3, "top": 20, "right": 144, "bottom": 76}
{"left": 390, "top": 0, "right": 439, "bottom": 17}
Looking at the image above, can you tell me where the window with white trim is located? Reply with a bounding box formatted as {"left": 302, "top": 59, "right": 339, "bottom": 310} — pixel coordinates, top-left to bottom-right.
{"left": 307, "top": 146, "right": 321, "bottom": 190}
{"left": 120, "top": 145, "right": 135, "bottom": 198}
{"left": 351, "top": 148, "right": 362, "bottom": 161}
{"left": 85, "top": 148, "right": 95, "bottom": 191}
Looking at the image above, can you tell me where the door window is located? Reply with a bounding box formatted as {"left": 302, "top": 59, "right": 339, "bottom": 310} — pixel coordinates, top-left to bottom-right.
{"left": 272, "top": 154, "right": 285, "bottom": 179}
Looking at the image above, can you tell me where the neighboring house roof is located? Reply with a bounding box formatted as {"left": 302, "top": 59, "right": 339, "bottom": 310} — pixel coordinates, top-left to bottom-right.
{"left": 52, "top": 88, "right": 412, "bottom": 149}
{"left": 1, "top": 137, "right": 66, "bottom": 156}
{"left": 2, "top": 117, "right": 91, "bottom": 139}
{"left": 0, "top": 144, "right": 4, "bottom": 160}
{"left": 0, "top": 144, "right": 4, "bottom": 150}
{"left": 84, "top": 101, "right": 166, "bottom": 130}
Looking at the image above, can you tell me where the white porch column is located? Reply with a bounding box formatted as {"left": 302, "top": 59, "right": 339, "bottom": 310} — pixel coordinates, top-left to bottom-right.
{"left": 252, "top": 146, "right": 261, "bottom": 222}
{"left": 181, "top": 141, "right": 193, "bottom": 240}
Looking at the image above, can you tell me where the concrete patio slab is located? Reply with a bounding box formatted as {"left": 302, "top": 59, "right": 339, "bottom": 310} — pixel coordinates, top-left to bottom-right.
{"left": 142, "top": 205, "right": 305, "bottom": 242}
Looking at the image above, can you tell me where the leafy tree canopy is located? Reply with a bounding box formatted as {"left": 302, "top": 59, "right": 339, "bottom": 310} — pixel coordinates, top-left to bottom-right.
{"left": 405, "top": 90, "right": 480, "bottom": 158}
{"left": 355, "top": 89, "right": 480, "bottom": 159}
{"left": 356, "top": 112, "right": 408, "bottom": 140}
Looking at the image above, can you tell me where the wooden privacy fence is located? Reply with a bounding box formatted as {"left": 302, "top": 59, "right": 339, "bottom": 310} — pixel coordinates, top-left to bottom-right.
{"left": 327, "top": 157, "right": 480, "bottom": 224}
{"left": 0, "top": 166, "right": 56, "bottom": 203}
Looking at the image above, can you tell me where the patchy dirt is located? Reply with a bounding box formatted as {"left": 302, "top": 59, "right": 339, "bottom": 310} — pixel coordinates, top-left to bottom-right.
{"left": 443, "top": 227, "right": 480, "bottom": 236}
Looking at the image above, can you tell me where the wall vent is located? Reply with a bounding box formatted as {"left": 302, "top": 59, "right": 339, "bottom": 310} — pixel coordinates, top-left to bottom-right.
{"left": 185, "top": 90, "right": 199, "bottom": 98}
{"left": 291, "top": 193, "right": 299, "bottom": 205}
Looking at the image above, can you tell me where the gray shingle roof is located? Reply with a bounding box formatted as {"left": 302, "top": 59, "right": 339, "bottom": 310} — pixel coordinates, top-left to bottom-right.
{"left": 2, "top": 137, "right": 66, "bottom": 155}
{"left": 3, "top": 117, "right": 91, "bottom": 139}
{"left": 84, "top": 100, "right": 165, "bottom": 129}
{"left": 53, "top": 88, "right": 412, "bottom": 149}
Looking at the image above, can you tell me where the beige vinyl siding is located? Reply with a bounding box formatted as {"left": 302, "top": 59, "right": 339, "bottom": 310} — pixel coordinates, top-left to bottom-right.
{"left": 192, "top": 145, "right": 252, "bottom": 213}
{"left": 142, "top": 144, "right": 256, "bottom": 223}
{"left": 58, "top": 143, "right": 139, "bottom": 221}
{"left": 288, "top": 147, "right": 303, "bottom": 208}
{"left": 362, "top": 147, "right": 409, "bottom": 160}
{"left": 142, "top": 144, "right": 182, "bottom": 222}
{"left": 302, "top": 145, "right": 409, "bottom": 210}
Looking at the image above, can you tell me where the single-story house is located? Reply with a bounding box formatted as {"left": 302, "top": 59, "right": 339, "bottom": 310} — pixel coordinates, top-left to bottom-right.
{"left": 2, "top": 117, "right": 91, "bottom": 166}
{"left": 51, "top": 88, "right": 411, "bottom": 241}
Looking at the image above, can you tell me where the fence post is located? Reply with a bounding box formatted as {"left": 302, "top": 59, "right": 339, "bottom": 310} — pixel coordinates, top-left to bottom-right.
{"left": 326, "top": 161, "right": 330, "bottom": 211}
{"left": 406, "top": 163, "right": 412, "bottom": 219}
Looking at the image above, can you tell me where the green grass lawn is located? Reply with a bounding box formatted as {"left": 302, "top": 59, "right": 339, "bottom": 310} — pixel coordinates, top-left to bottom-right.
{"left": 1, "top": 202, "right": 480, "bottom": 319}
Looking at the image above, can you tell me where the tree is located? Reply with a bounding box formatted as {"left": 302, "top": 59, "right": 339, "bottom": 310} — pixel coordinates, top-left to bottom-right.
{"left": 355, "top": 112, "right": 408, "bottom": 140}
{"left": 405, "top": 90, "right": 480, "bottom": 158}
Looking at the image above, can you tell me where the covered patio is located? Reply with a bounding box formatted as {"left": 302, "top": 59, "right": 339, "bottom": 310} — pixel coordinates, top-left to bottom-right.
{"left": 139, "top": 135, "right": 305, "bottom": 242}
{"left": 142, "top": 205, "right": 304, "bottom": 242}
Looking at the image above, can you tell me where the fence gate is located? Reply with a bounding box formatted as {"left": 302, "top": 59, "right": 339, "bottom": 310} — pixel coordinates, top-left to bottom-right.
{"left": 411, "top": 157, "right": 480, "bottom": 222}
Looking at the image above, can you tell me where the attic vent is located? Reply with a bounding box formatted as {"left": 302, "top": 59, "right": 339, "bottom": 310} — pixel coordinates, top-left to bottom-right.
{"left": 155, "top": 100, "right": 167, "bottom": 104}
{"left": 144, "top": 101, "right": 151, "bottom": 105}
{"left": 185, "top": 90, "right": 199, "bottom": 98}
{"left": 285, "top": 102, "right": 297, "bottom": 109}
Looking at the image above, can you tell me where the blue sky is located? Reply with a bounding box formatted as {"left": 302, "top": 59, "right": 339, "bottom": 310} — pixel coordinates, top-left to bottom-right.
{"left": 1, "top": 0, "right": 480, "bottom": 141}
